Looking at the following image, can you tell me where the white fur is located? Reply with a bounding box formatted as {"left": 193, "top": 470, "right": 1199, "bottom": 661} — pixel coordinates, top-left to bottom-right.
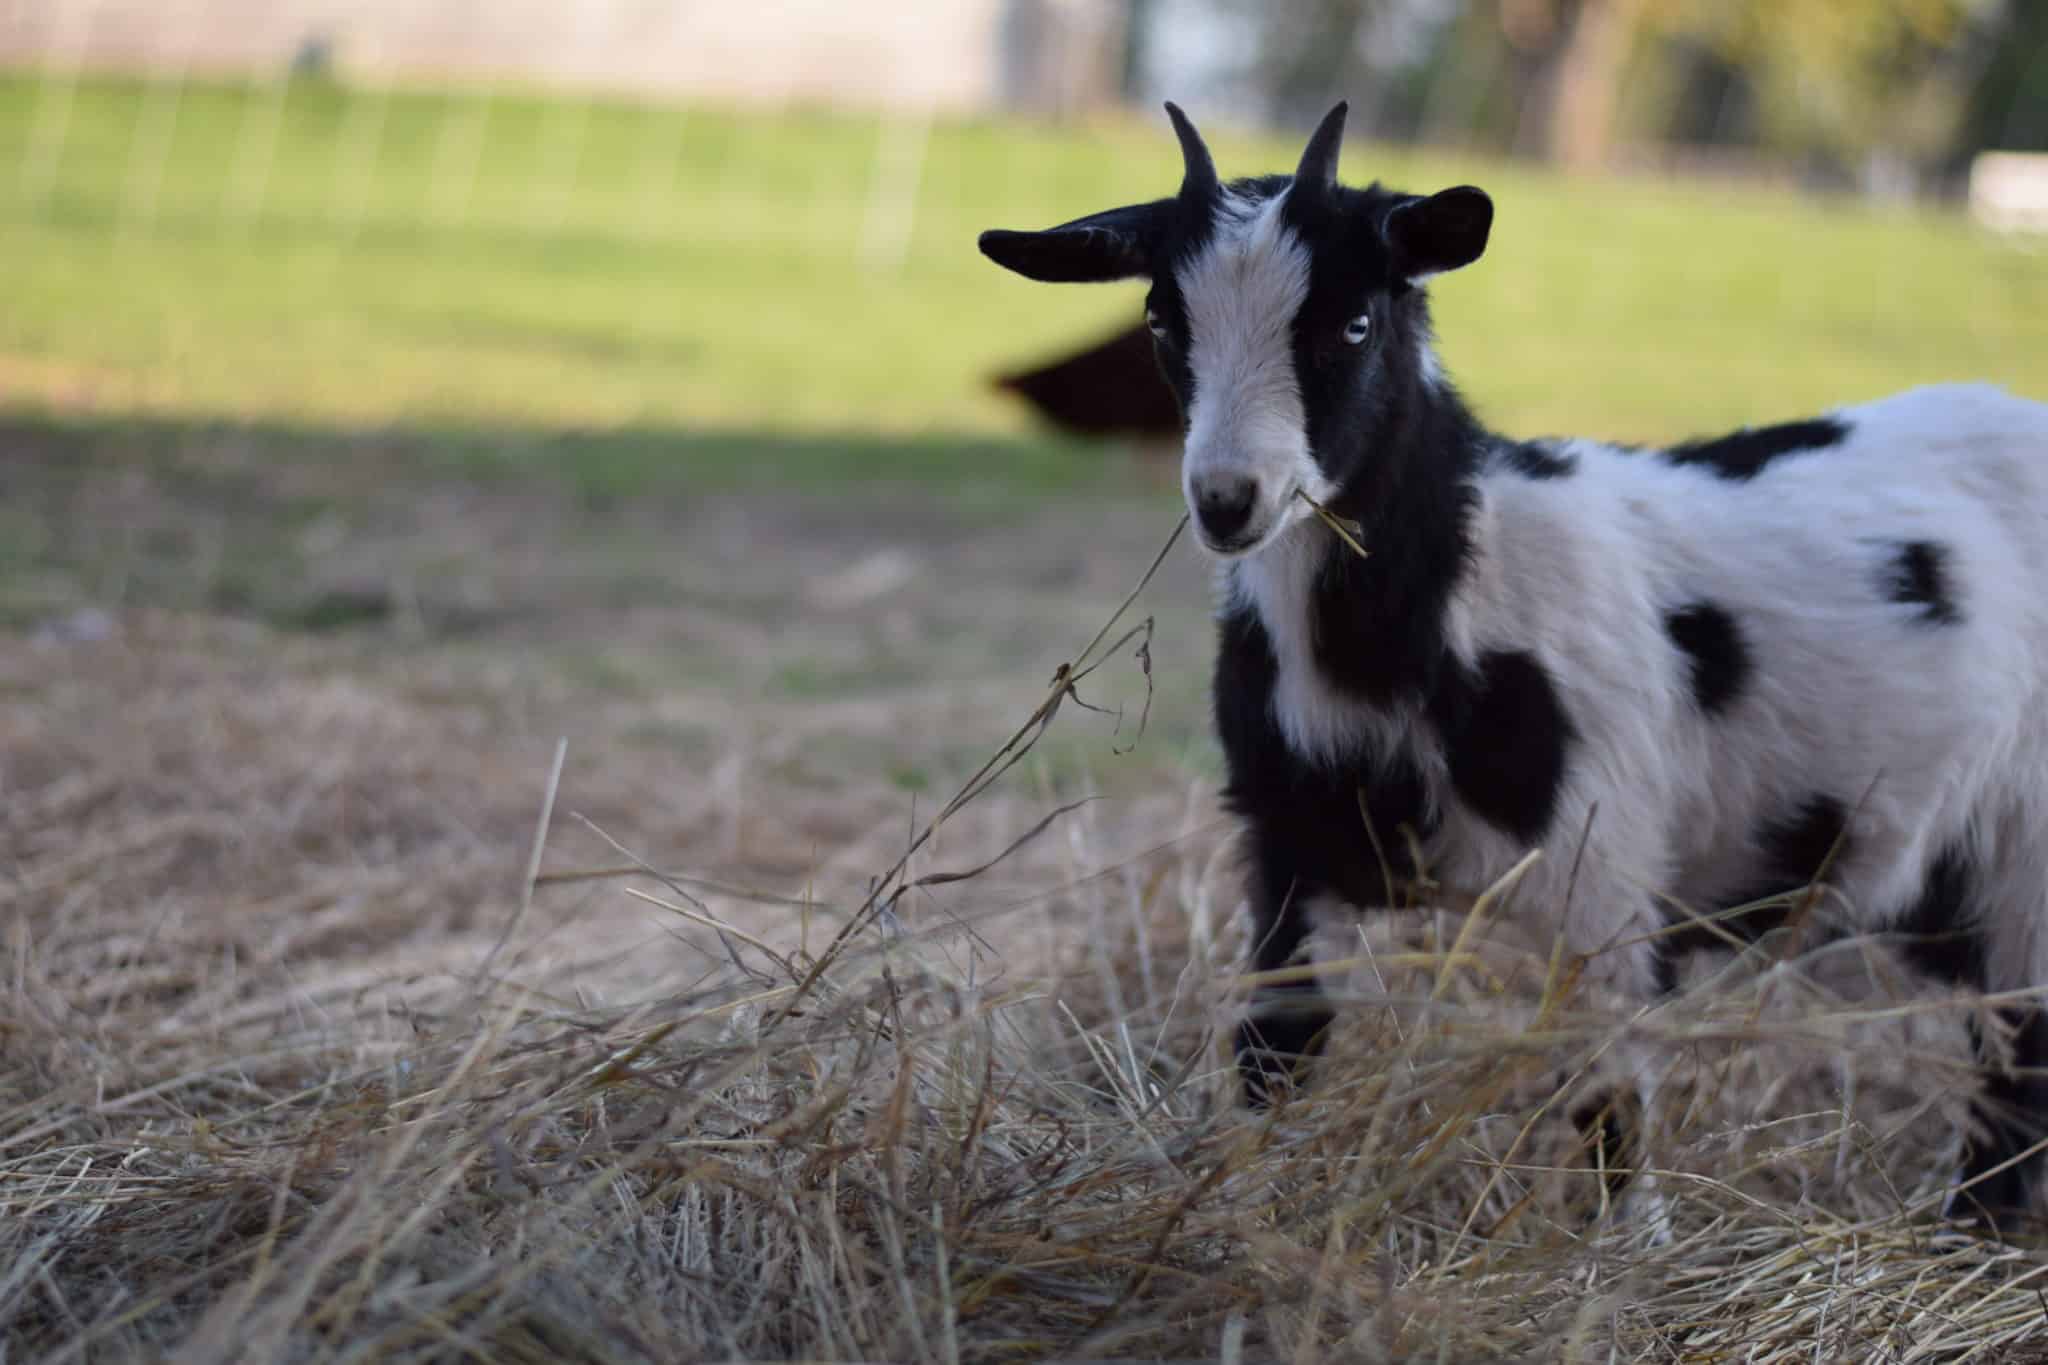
{"left": 1177, "top": 189, "right": 1333, "bottom": 552}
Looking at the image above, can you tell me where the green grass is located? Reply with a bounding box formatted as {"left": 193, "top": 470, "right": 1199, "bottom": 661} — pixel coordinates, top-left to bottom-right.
{"left": 2, "top": 73, "right": 2047, "bottom": 461}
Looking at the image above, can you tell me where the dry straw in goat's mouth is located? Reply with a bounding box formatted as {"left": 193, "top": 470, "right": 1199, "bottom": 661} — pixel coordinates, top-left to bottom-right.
{"left": 1295, "top": 487, "right": 1370, "bottom": 559}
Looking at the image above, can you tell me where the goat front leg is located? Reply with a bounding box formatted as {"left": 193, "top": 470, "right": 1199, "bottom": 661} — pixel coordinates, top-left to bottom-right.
{"left": 1235, "top": 837, "right": 1333, "bottom": 1108}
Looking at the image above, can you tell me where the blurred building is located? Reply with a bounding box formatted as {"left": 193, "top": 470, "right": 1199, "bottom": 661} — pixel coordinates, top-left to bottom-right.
{"left": 0, "top": 0, "right": 1130, "bottom": 115}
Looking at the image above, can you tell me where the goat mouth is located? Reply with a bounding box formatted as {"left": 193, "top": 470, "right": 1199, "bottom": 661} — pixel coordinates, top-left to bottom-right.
{"left": 1192, "top": 506, "right": 1290, "bottom": 559}
{"left": 1198, "top": 534, "right": 1262, "bottom": 558}
{"left": 1196, "top": 489, "right": 1302, "bottom": 556}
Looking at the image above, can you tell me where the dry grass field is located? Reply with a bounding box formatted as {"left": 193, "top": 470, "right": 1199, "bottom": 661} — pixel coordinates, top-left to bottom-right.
{"left": 9, "top": 420, "right": 2048, "bottom": 1362}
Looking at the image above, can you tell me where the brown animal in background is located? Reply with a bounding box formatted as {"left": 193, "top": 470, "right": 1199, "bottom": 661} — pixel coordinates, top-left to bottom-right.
{"left": 993, "top": 323, "right": 1182, "bottom": 445}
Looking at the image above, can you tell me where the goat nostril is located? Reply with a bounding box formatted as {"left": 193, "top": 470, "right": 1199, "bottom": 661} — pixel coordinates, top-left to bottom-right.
{"left": 1195, "top": 479, "right": 1259, "bottom": 541}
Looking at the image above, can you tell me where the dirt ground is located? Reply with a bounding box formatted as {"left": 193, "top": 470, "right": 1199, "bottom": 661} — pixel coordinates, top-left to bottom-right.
{"left": 3, "top": 426, "right": 1229, "bottom": 1008}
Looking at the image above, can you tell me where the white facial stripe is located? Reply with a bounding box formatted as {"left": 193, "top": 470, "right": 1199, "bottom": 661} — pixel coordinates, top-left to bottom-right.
{"left": 1177, "top": 189, "right": 1330, "bottom": 548}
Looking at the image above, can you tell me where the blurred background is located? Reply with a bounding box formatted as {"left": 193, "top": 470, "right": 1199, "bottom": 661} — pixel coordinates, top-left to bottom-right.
{"left": 5, "top": 0, "right": 2048, "bottom": 939}
{"left": 5, "top": 0, "right": 2047, "bottom": 443}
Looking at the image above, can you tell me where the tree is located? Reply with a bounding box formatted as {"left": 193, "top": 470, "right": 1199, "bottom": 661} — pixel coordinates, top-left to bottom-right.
{"left": 1649, "top": 0, "right": 1989, "bottom": 174}
{"left": 1205, "top": 0, "right": 2008, "bottom": 180}
{"left": 1499, "top": 0, "right": 1989, "bottom": 173}
{"left": 1504, "top": 0, "right": 1647, "bottom": 168}
{"left": 1948, "top": 0, "right": 2048, "bottom": 167}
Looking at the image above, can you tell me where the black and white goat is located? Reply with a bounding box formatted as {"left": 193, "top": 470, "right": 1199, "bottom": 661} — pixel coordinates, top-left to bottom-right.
{"left": 980, "top": 102, "right": 2048, "bottom": 1230}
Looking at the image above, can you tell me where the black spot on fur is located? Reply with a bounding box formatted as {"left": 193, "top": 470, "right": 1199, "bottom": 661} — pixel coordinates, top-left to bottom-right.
{"left": 1757, "top": 795, "right": 1852, "bottom": 887}
{"left": 1428, "top": 650, "right": 1573, "bottom": 845}
{"left": 1890, "top": 849, "right": 2048, "bottom": 1230}
{"left": 1665, "top": 602, "right": 1750, "bottom": 716}
{"left": 1885, "top": 540, "right": 1963, "bottom": 626}
{"left": 1661, "top": 795, "right": 1850, "bottom": 961}
{"left": 1892, "top": 847, "right": 1978, "bottom": 985}
{"left": 1497, "top": 439, "right": 1576, "bottom": 479}
{"left": 1663, "top": 417, "right": 1848, "bottom": 481}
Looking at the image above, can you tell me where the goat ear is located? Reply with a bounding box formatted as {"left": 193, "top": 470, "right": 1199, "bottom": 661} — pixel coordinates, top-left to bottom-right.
{"left": 1384, "top": 186, "right": 1492, "bottom": 283}
{"left": 978, "top": 200, "right": 1169, "bottom": 283}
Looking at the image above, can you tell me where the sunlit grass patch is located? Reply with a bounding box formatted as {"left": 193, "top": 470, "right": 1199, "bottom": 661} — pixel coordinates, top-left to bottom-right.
{"left": 1, "top": 75, "right": 2045, "bottom": 455}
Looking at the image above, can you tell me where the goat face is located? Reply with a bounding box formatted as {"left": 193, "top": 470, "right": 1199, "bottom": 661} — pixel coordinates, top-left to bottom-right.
{"left": 979, "top": 102, "right": 1492, "bottom": 557}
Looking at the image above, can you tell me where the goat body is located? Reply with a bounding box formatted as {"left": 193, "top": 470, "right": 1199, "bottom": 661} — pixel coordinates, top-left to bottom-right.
{"left": 979, "top": 102, "right": 2048, "bottom": 1229}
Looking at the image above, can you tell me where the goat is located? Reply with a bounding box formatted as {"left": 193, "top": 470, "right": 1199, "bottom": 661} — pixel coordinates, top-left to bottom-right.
{"left": 979, "top": 101, "right": 2048, "bottom": 1233}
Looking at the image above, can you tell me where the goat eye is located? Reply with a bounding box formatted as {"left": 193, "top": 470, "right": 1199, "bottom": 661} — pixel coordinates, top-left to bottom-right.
{"left": 1146, "top": 309, "right": 1169, "bottom": 339}
{"left": 1342, "top": 315, "right": 1370, "bottom": 345}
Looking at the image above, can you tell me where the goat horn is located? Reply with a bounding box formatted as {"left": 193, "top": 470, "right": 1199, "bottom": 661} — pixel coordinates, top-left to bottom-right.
{"left": 1295, "top": 101, "right": 1349, "bottom": 190}
{"left": 1164, "top": 101, "right": 1218, "bottom": 202}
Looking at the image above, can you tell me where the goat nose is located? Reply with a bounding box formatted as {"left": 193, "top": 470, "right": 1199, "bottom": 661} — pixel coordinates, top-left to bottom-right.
{"left": 1194, "top": 476, "right": 1259, "bottom": 543}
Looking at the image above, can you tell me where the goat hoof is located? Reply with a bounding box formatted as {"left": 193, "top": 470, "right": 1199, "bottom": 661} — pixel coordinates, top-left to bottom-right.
{"left": 1950, "top": 1200, "right": 2043, "bottom": 1245}
{"left": 1944, "top": 1177, "right": 2042, "bottom": 1243}
{"left": 1234, "top": 1006, "right": 1332, "bottom": 1109}
{"left": 1943, "top": 1147, "right": 2048, "bottom": 1242}
{"left": 1569, "top": 1091, "right": 1643, "bottom": 1199}
{"left": 1619, "top": 1179, "right": 1675, "bottom": 1247}
{"left": 1568, "top": 1091, "right": 1671, "bottom": 1240}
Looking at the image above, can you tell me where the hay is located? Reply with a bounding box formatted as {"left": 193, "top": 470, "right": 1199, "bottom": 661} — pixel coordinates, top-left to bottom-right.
{"left": 7, "top": 595, "right": 2048, "bottom": 1361}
